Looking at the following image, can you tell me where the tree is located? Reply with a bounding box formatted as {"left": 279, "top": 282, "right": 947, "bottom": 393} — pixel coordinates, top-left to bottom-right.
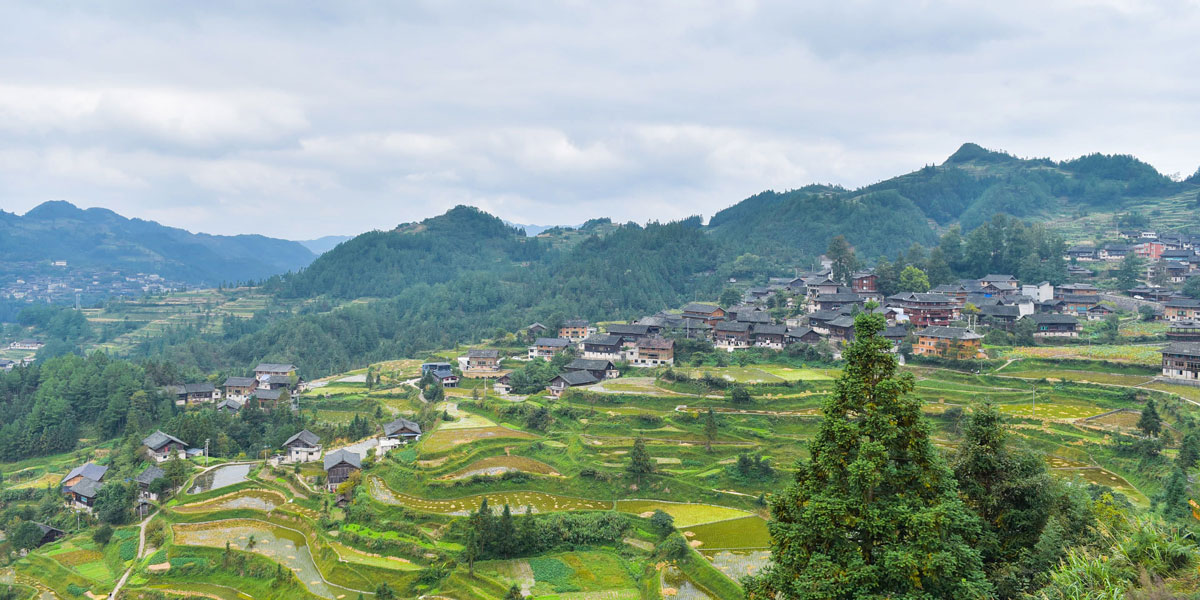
{"left": 650, "top": 509, "right": 675, "bottom": 535}
{"left": 1116, "top": 253, "right": 1145, "bottom": 290}
{"left": 1185, "top": 276, "right": 1200, "bottom": 300}
{"left": 1138, "top": 304, "right": 1157, "bottom": 322}
{"left": 744, "top": 313, "right": 989, "bottom": 599}
{"left": 952, "top": 404, "right": 1056, "bottom": 597}
{"left": 827, "top": 235, "right": 857, "bottom": 285}
{"left": 504, "top": 584, "right": 522, "bottom": 600}
{"left": 703, "top": 407, "right": 718, "bottom": 453}
{"left": 163, "top": 456, "right": 191, "bottom": 491}
{"left": 1137, "top": 398, "right": 1163, "bottom": 438}
{"left": 897, "top": 265, "right": 930, "bottom": 293}
{"left": 1178, "top": 432, "right": 1200, "bottom": 471}
{"left": 94, "top": 481, "right": 133, "bottom": 525}
{"left": 375, "top": 583, "right": 396, "bottom": 600}
{"left": 627, "top": 437, "right": 654, "bottom": 485}
{"left": 727, "top": 386, "right": 750, "bottom": 404}
{"left": 718, "top": 288, "right": 742, "bottom": 309}
{"left": 497, "top": 504, "right": 516, "bottom": 558}
{"left": 1157, "top": 467, "right": 1190, "bottom": 521}
{"left": 9, "top": 521, "right": 44, "bottom": 551}
{"left": 93, "top": 524, "right": 114, "bottom": 545}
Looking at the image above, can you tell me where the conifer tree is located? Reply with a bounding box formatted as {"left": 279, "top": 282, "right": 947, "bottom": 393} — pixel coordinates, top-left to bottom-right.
{"left": 1178, "top": 432, "right": 1200, "bottom": 471}
{"left": 627, "top": 437, "right": 654, "bottom": 486}
{"left": 745, "top": 313, "right": 990, "bottom": 599}
{"left": 1138, "top": 398, "right": 1163, "bottom": 438}
{"left": 704, "top": 407, "right": 718, "bottom": 453}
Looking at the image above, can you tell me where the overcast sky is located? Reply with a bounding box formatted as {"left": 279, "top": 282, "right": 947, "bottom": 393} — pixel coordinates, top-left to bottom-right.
{"left": 0, "top": 1, "right": 1197, "bottom": 239}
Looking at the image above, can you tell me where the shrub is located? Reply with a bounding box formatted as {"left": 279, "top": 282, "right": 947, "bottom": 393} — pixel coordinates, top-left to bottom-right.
{"left": 66, "top": 583, "right": 88, "bottom": 597}
{"left": 92, "top": 524, "right": 113, "bottom": 546}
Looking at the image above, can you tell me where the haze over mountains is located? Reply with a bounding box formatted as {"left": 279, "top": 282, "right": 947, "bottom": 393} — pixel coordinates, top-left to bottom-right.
{"left": 4, "top": 143, "right": 1196, "bottom": 292}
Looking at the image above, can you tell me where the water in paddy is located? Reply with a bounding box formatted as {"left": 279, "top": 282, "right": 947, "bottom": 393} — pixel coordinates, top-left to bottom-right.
{"left": 188, "top": 463, "right": 251, "bottom": 494}
{"left": 662, "top": 565, "right": 714, "bottom": 600}
{"left": 702, "top": 550, "right": 771, "bottom": 580}
{"left": 178, "top": 491, "right": 281, "bottom": 512}
{"left": 173, "top": 522, "right": 338, "bottom": 599}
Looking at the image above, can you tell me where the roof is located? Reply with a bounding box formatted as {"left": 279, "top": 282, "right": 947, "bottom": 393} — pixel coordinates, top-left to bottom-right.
{"left": 63, "top": 463, "right": 108, "bottom": 485}
{"left": 606, "top": 324, "right": 650, "bottom": 336}
{"left": 735, "top": 311, "right": 772, "bottom": 324}
{"left": 217, "top": 398, "right": 243, "bottom": 411}
{"left": 1166, "top": 298, "right": 1200, "bottom": 308}
{"left": 284, "top": 429, "right": 321, "bottom": 447}
{"left": 787, "top": 327, "right": 817, "bottom": 339}
{"left": 383, "top": 418, "right": 422, "bottom": 437}
{"left": 169, "top": 382, "right": 215, "bottom": 395}
{"left": 889, "top": 292, "right": 955, "bottom": 304}
{"left": 526, "top": 322, "right": 547, "bottom": 330}
{"left": 753, "top": 323, "right": 787, "bottom": 335}
{"left": 224, "top": 376, "right": 256, "bottom": 387}
{"left": 566, "top": 357, "right": 616, "bottom": 371}
{"left": 68, "top": 477, "right": 103, "bottom": 499}
{"left": 255, "top": 363, "right": 296, "bottom": 372}
{"left": 883, "top": 325, "right": 909, "bottom": 339}
{"left": 534, "top": 337, "right": 571, "bottom": 347}
{"left": 1061, "top": 294, "right": 1100, "bottom": 304}
{"left": 1059, "top": 283, "right": 1098, "bottom": 291}
{"left": 324, "top": 449, "right": 362, "bottom": 471}
{"left": 134, "top": 466, "right": 165, "bottom": 486}
{"left": 264, "top": 374, "right": 293, "bottom": 385}
{"left": 466, "top": 349, "right": 500, "bottom": 359}
{"left": 918, "top": 326, "right": 983, "bottom": 341}
{"left": 981, "top": 274, "right": 1017, "bottom": 282}
{"left": 553, "top": 371, "right": 600, "bottom": 386}
{"left": 142, "top": 430, "right": 186, "bottom": 450}
{"left": 32, "top": 522, "right": 63, "bottom": 537}
{"left": 253, "top": 388, "right": 283, "bottom": 401}
{"left": 562, "top": 319, "right": 590, "bottom": 327}
{"left": 682, "top": 302, "right": 722, "bottom": 314}
{"left": 816, "top": 292, "right": 863, "bottom": 303}
{"left": 827, "top": 316, "right": 856, "bottom": 329}
{"left": 980, "top": 305, "right": 1021, "bottom": 318}
{"left": 582, "top": 334, "right": 623, "bottom": 347}
{"left": 636, "top": 337, "right": 674, "bottom": 350}
{"left": 1088, "top": 304, "right": 1114, "bottom": 312}
{"left": 715, "top": 321, "right": 751, "bottom": 333}
{"left": 1027, "top": 313, "right": 1079, "bottom": 325}
{"left": 1163, "top": 342, "right": 1200, "bottom": 356}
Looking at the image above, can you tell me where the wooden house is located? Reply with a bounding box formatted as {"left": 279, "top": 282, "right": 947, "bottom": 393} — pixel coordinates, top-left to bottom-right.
{"left": 581, "top": 334, "right": 623, "bottom": 361}
{"left": 383, "top": 418, "right": 422, "bottom": 443}
{"left": 528, "top": 337, "right": 571, "bottom": 360}
{"left": 565, "top": 358, "right": 620, "bottom": 380}
{"left": 558, "top": 319, "right": 595, "bottom": 342}
{"left": 632, "top": 337, "right": 674, "bottom": 366}
{"left": 223, "top": 377, "right": 258, "bottom": 402}
{"left": 681, "top": 303, "right": 726, "bottom": 326}
{"left": 165, "top": 383, "right": 219, "bottom": 406}
{"left": 143, "top": 430, "right": 188, "bottom": 463}
{"left": 713, "top": 321, "right": 752, "bottom": 349}
{"left": 1026, "top": 313, "right": 1079, "bottom": 338}
{"left": 548, "top": 371, "right": 599, "bottom": 396}
{"left": 887, "top": 293, "right": 958, "bottom": 327}
{"left": 323, "top": 449, "right": 362, "bottom": 491}
{"left": 282, "top": 429, "right": 322, "bottom": 463}
{"left": 464, "top": 349, "right": 501, "bottom": 371}
{"left": 135, "top": 466, "right": 166, "bottom": 501}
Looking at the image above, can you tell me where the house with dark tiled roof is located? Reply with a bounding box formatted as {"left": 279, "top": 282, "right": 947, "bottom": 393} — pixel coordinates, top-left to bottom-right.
{"left": 548, "top": 370, "right": 599, "bottom": 396}
{"left": 142, "top": 430, "right": 188, "bottom": 463}
{"left": 980, "top": 304, "right": 1021, "bottom": 329}
{"left": 283, "top": 429, "right": 322, "bottom": 463}
{"left": 165, "top": 382, "right": 219, "bottom": 406}
{"left": 216, "top": 398, "right": 243, "bottom": 414}
{"left": 323, "top": 449, "right": 362, "bottom": 491}
{"left": 558, "top": 319, "right": 595, "bottom": 342}
{"left": 1025, "top": 313, "right": 1079, "bottom": 338}
{"left": 887, "top": 293, "right": 959, "bottom": 327}
{"left": 581, "top": 334, "right": 624, "bottom": 361}
{"left": 812, "top": 292, "right": 863, "bottom": 313}
{"left": 223, "top": 376, "right": 258, "bottom": 402}
{"left": 606, "top": 324, "right": 651, "bottom": 345}
{"left": 713, "top": 321, "right": 752, "bottom": 350}
{"left": 565, "top": 358, "right": 620, "bottom": 380}
{"left": 1165, "top": 297, "right": 1200, "bottom": 322}
{"left": 383, "top": 418, "right": 422, "bottom": 442}
{"left": 1087, "top": 304, "right": 1115, "bottom": 321}
{"left": 464, "top": 349, "right": 501, "bottom": 371}
{"left": 1161, "top": 342, "right": 1200, "bottom": 382}
{"left": 751, "top": 323, "right": 787, "bottom": 349}
{"left": 681, "top": 303, "right": 726, "bottom": 326}
{"left": 135, "top": 466, "right": 166, "bottom": 501}
{"left": 632, "top": 337, "right": 674, "bottom": 367}
{"left": 786, "top": 327, "right": 822, "bottom": 345}
{"left": 826, "top": 315, "right": 857, "bottom": 342}
{"left": 529, "top": 337, "right": 572, "bottom": 361}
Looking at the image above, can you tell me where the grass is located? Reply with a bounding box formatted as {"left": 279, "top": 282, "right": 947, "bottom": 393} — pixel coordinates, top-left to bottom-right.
{"left": 996, "top": 369, "right": 1153, "bottom": 387}
{"left": 422, "top": 426, "right": 537, "bottom": 453}
{"left": 682, "top": 516, "right": 770, "bottom": 550}
{"left": 440, "top": 455, "right": 561, "bottom": 480}
{"left": 370, "top": 477, "right": 612, "bottom": 514}
{"left": 614, "top": 500, "right": 753, "bottom": 528}
{"left": 1000, "top": 344, "right": 1163, "bottom": 366}
{"left": 678, "top": 367, "right": 786, "bottom": 384}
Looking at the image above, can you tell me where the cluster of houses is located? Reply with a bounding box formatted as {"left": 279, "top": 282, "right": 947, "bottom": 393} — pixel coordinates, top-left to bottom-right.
{"left": 164, "top": 363, "right": 303, "bottom": 412}
{"left": 1068, "top": 233, "right": 1200, "bottom": 285}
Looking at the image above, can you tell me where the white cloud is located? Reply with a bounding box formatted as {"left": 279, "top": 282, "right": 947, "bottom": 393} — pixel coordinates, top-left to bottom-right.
{"left": 0, "top": 1, "right": 1196, "bottom": 237}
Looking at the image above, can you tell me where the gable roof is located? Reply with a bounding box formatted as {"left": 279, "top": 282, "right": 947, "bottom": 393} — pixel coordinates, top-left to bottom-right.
{"left": 1027, "top": 313, "right": 1079, "bottom": 325}
{"left": 606, "top": 324, "right": 650, "bottom": 336}
{"left": 980, "top": 304, "right": 1021, "bottom": 318}
{"left": 1166, "top": 298, "right": 1200, "bottom": 308}
{"left": 1163, "top": 342, "right": 1200, "bottom": 357}
{"left": 816, "top": 292, "right": 863, "bottom": 303}
{"left": 68, "top": 477, "right": 103, "bottom": 499}
{"left": 466, "top": 349, "right": 500, "bottom": 359}
{"left": 566, "top": 358, "right": 616, "bottom": 371}
{"left": 324, "top": 449, "right": 362, "bottom": 471}
{"left": 883, "top": 325, "right": 909, "bottom": 339}
{"left": 134, "top": 466, "right": 165, "bottom": 486}
{"left": 918, "top": 326, "right": 982, "bottom": 341}
{"left": 223, "top": 376, "right": 256, "bottom": 388}
{"left": 553, "top": 371, "right": 599, "bottom": 386}
{"left": 753, "top": 323, "right": 787, "bottom": 335}
{"left": 715, "top": 321, "right": 751, "bottom": 333}
{"left": 383, "top": 418, "right": 422, "bottom": 437}
{"left": 167, "top": 382, "right": 215, "bottom": 395}
{"left": 981, "top": 274, "right": 1017, "bottom": 283}
{"left": 828, "top": 315, "right": 856, "bottom": 329}
{"left": 582, "top": 334, "right": 623, "bottom": 347}
{"left": 142, "top": 430, "right": 186, "bottom": 450}
{"left": 681, "top": 302, "right": 722, "bottom": 314}
{"left": 217, "top": 398, "right": 243, "bottom": 411}
{"left": 533, "top": 337, "right": 571, "bottom": 347}
{"left": 63, "top": 463, "right": 108, "bottom": 485}
{"left": 735, "top": 310, "right": 772, "bottom": 324}
{"left": 284, "top": 429, "right": 321, "bottom": 448}
{"left": 787, "top": 326, "right": 817, "bottom": 339}
{"left": 562, "top": 319, "right": 590, "bottom": 327}
{"left": 253, "top": 388, "right": 283, "bottom": 401}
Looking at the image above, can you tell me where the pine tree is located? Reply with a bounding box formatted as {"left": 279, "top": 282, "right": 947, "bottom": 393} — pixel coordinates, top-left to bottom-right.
{"left": 627, "top": 437, "right": 654, "bottom": 486}
{"left": 827, "top": 235, "right": 857, "bottom": 285}
{"left": 497, "top": 503, "right": 516, "bottom": 558}
{"left": 704, "top": 407, "right": 718, "bottom": 453}
{"left": 1158, "top": 467, "right": 1190, "bottom": 521}
{"left": 1138, "top": 398, "right": 1163, "bottom": 438}
{"left": 744, "top": 313, "right": 990, "bottom": 599}
{"left": 1178, "top": 432, "right": 1200, "bottom": 471}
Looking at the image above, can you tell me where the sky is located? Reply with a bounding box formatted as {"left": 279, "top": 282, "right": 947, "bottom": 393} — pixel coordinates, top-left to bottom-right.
{"left": 0, "top": 1, "right": 1197, "bottom": 239}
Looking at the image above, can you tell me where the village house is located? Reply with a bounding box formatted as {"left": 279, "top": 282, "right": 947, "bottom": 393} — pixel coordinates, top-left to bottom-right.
{"left": 1066, "top": 265, "right": 1094, "bottom": 279}
{"left": 1026, "top": 313, "right": 1079, "bottom": 338}
{"left": 528, "top": 337, "right": 571, "bottom": 360}
{"left": 807, "top": 277, "right": 840, "bottom": 297}
{"left": 282, "top": 429, "right": 322, "bottom": 463}
{"left": 1087, "top": 304, "right": 1115, "bottom": 321}
{"left": 0, "top": 359, "right": 14, "bottom": 371}
{"left": 62, "top": 463, "right": 108, "bottom": 512}
{"left": 677, "top": 317, "right": 714, "bottom": 339}
{"left": 751, "top": 323, "right": 787, "bottom": 349}
{"left": 826, "top": 316, "right": 857, "bottom": 343}
{"left": 254, "top": 363, "right": 296, "bottom": 385}
{"left": 493, "top": 374, "right": 512, "bottom": 395}
{"left": 1055, "top": 283, "right": 1099, "bottom": 299}
{"left": 979, "top": 274, "right": 1019, "bottom": 295}
{"left": 812, "top": 292, "right": 863, "bottom": 313}
{"left": 383, "top": 418, "right": 422, "bottom": 444}
{"left": 1135, "top": 240, "right": 1166, "bottom": 261}
{"left": 525, "top": 323, "right": 548, "bottom": 336}
{"left": 606, "top": 324, "right": 652, "bottom": 346}
{"left": 632, "top": 337, "right": 675, "bottom": 366}
{"left": 807, "top": 310, "right": 839, "bottom": 334}
{"left": 250, "top": 387, "right": 285, "bottom": 410}
{"left": 913, "top": 326, "right": 984, "bottom": 360}
{"left": 1066, "top": 246, "right": 1098, "bottom": 262}
{"left": 887, "top": 293, "right": 959, "bottom": 327}
{"left": 565, "top": 358, "right": 621, "bottom": 380}
{"left": 883, "top": 325, "right": 909, "bottom": 351}
{"left": 681, "top": 302, "right": 726, "bottom": 326}
{"left": 464, "top": 349, "right": 501, "bottom": 371}
{"left": 421, "top": 362, "right": 460, "bottom": 387}
{"left": 1100, "top": 244, "right": 1130, "bottom": 261}
{"left": 713, "top": 321, "right": 752, "bottom": 350}
{"left": 8, "top": 338, "right": 44, "bottom": 350}
{"left": 143, "top": 430, "right": 188, "bottom": 463}
{"left": 216, "top": 398, "right": 243, "bottom": 414}
{"left": 135, "top": 466, "right": 166, "bottom": 501}
{"left": 732, "top": 309, "right": 772, "bottom": 325}
{"left": 979, "top": 304, "right": 1021, "bottom": 330}
{"left": 1164, "top": 298, "right": 1200, "bottom": 322}
{"left": 786, "top": 327, "right": 822, "bottom": 345}
{"left": 1061, "top": 294, "right": 1100, "bottom": 315}
{"left": 165, "top": 382, "right": 219, "bottom": 406}
{"left": 548, "top": 371, "right": 599, "bottom": 396}
{"left": 323, "top": 449, "right": 362, "bottom": 492}
{"left": 581, "top": 334, "right": 624, "bottom": 361}
{"left": 1161, "top": 342, "right": 1200, "bottom": 382}
{"left": 62, "top": 463, "right": 107, "bottom": 492}
{"left": 851, "top": 272, "right": 878, "bottom": 294}
{"left": 27, "top": 523, "right": 64, "bottom": 548}
{"left": 1164, "top": 262, "right": 1190, "bottom": 283}
{"left": 1167, "top": 321, "right": 1200, "bottom": 342}
{"left": 223, "top": 376, "right": 258, "bottom": 402}
{"left": 558, "top": 319, "right": 595, "bottom": 342}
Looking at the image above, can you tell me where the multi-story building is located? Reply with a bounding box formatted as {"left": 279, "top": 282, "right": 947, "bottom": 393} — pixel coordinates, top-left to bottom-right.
{"left": 913, "top": 326, "right": 983, "bottom": 359}
{"left": 886, "top": 293, "right": 958, "bottom": 327}
{"left": 632, "top": 337, "right": 675, "bottom": 366}
{"left": 1164, "top": 298, "right": 1200, "bottom": 322}
{"left": 1161, "top": 342, "right": 1200, "bottom": 382}
{"left": 528, "top": 337, "right": 571, "bottom": 360}
{"left": 558, "top": 319, "right": 595, "bottom": 342}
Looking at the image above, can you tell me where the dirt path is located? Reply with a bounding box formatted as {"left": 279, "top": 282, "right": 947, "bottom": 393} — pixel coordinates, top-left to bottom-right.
{"left": 111, "top": 508, "right": 157, "bottom": 599}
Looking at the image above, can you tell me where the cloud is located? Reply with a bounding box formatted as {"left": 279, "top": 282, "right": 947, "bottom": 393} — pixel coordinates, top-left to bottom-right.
{"left": 0, "top": 1, "right": 1196, "bottom": 237}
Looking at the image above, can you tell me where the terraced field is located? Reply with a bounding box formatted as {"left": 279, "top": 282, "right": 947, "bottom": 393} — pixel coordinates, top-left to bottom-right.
{"left": 614, "top": 500, "right": 754, "bottom": 528}
{"left": 370, "top": 477, "right": 611, "bottom": 514}
{"left": 440, "top": 455, "right": 561, "bottom": 480}
{"left": 422, "top": 426, "right": 538, "bottom": 453}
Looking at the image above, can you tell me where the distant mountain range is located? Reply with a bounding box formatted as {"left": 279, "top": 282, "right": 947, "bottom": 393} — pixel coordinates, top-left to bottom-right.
{"left": 296, "top": 235, "right": 354, "bottom": 255}
{"left": 0, "top": 201, "right": 317, "bottom": 285}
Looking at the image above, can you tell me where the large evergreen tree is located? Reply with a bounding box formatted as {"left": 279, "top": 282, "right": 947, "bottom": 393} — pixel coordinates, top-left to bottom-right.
{"left": 745, "top": 313, "right": 990, "bottom": 599}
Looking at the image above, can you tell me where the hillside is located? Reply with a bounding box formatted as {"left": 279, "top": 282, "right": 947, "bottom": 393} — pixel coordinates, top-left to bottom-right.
{"left": 708, "top": 143, "right": 1194, "bottom": 261}
{"left": 0, "top": 201, "right": 316, "bottom": 285}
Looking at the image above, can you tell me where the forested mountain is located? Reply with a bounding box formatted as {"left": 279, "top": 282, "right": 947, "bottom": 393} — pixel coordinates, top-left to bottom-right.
{"left": 707, "top": 143, "right": 1190, "bottom": 263}
{"left": 0, "top": 201, "right": 316, "bottom": 285}
{"left": 296, "top": 235, "right": 353, "bottom": 254}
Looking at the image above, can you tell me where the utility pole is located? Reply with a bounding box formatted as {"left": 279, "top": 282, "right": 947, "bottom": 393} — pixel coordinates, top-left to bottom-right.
{"left": 204, "top": 438, "right": 210, "bottom": 467}
{"left": 1032, "top": 384, "right": 1036, "bottom": 418}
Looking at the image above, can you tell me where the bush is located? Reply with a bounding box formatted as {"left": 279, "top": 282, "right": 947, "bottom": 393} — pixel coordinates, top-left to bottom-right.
{"left": 92, "top": 524, "right": 113, "bottom": 546}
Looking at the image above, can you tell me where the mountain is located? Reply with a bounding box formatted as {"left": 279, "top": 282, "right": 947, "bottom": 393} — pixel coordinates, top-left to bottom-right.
{"left": 504, "top": 221, "right": 569, "bottom": 236}
{"left": 0, "top": 201, "right": 316, "bottom": 285}
{"left": 296, "top": 235, "right": 354, "bottom": 255}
